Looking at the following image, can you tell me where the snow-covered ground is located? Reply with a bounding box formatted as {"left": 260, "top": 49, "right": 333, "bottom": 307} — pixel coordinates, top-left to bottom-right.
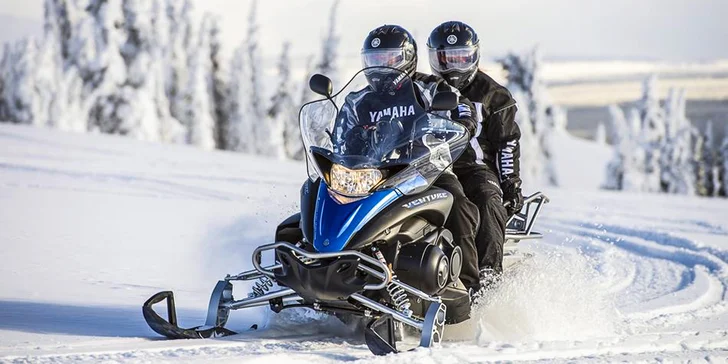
{"left": 1, "top": 123, "right": 727, "bottom": 363}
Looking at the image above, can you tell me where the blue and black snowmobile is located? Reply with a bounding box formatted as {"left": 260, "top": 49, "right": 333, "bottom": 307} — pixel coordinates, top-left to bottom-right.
{"left": 142, "top": 66, "right": 549, "bottom": 355}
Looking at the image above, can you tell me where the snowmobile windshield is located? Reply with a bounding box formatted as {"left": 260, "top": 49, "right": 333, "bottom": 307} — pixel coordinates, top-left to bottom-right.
{"left": 299, "top": 66, "right": 469, "bottom": 195}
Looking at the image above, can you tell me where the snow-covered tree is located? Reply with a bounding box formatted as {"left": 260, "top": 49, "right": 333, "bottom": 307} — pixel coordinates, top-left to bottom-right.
{"left": 718, "top": 124, "right": 728, "bottom": 197}
{"left": 603, "top": 105, "right": 629, "bottom": 190}
{"left": 207, "top": 13, "right": 229, "bottom": 149}
{"left": 298, "top": 54, "right": 318, "bottom": 107}
{"left": 636, "top": 76, "right": 664, "bottom": 193}
{"left": 316, "top": 0, "right": 340, "bottom": 85}
{"left": 0, "top": 40, "right": 42, "bottom": 125}
{"left": 150, "top": 0, "right": 183, "bottom": 143}
{"left": 226, "top": 46, "right": 253, "bottom": 152}
{"left": 165, "top": 0, "right": 196, "bottom": 125}
{"left": 695, "top": 121, "right": 715, "bottom": 196}
{"left": 94, "top": 0, "right": 177, "bottom": 141}
{"left": 595, "top": 122, "right": 607, "bottom": 145}
{"left": 269, "top": 42, "right": 302, "bottom": 160}
{"left": 181, "top": 14, "right": 215, "bottom": 150}
{"left": 497, "top": 46, "right": 558, "bottom": 187}
{"left": 79, "top": 0, "right": 130, "bottom": 134}
{"left": 44, "top": 0, "right": 75, "bottom": 62}
{"left": 660, "top": 87, "right": 695, "bottom": 194}
{"left": 602, "top": 76, "right": 704, "bottom": 196}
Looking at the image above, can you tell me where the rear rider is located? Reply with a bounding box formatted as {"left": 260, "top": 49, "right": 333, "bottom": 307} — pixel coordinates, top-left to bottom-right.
{"left": 427, "top": 21, "right": 525, "bottom": 292}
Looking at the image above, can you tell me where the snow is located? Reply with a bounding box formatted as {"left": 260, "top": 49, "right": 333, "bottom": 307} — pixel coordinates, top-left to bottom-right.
{"left": 2, "top": 123, "right": 728, "bottom": 362}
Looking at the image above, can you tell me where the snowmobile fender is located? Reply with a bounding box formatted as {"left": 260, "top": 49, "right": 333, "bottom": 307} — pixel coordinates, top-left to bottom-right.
{"left": 299, "top": 178, "right": 320, "bottom": 244}
{"left": 347, "top": 188, "right": 453, "bottom": 250}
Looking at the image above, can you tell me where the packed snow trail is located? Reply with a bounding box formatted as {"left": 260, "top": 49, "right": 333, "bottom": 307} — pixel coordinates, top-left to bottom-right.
{"left": 1, "top": 124, "right": 727, "bottom": 362}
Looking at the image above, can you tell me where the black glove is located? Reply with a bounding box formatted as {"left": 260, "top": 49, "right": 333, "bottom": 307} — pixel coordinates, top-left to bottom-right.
{"left": 451, "top": 102, "right": 476, "bottom": 136}
{"left": 501, "top": 178, "right": 524, "bottom": 216}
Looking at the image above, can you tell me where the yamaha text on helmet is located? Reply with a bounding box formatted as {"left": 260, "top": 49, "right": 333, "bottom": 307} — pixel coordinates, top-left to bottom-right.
{"left": 361, "top": 24, "right": 417, "bottom": 94}
{"left": 427, "top": 21, "right": 480, "bottom": 89}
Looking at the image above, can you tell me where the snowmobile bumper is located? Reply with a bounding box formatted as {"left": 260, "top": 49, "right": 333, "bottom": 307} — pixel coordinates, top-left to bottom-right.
{"left": 274, "top": 248, "right": 368, "bottom": 302}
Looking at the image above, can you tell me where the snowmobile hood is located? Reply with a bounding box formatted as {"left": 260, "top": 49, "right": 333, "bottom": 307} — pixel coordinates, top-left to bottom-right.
{"left": 313, "top": 182, "right": 401, "bottom": 252}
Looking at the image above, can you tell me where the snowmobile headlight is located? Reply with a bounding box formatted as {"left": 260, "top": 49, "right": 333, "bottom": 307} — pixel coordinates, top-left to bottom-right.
{"left": 329, "top": 164, "right": 383, "bottom": 197}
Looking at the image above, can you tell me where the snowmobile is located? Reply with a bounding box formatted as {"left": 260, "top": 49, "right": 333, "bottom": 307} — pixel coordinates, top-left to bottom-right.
{"left": 142, "top": 66, "right": 549, "bottom": 355}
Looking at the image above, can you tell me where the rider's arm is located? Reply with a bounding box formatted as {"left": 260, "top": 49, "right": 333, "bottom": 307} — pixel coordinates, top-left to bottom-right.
{"left": 433, "top": 80, "right": 478, "bottom": 137}
{"left": 333, "top": 96, "right": 360, "bottom": 154}
{"left": 484, "top": 87, "right": 521, "bottom": 185}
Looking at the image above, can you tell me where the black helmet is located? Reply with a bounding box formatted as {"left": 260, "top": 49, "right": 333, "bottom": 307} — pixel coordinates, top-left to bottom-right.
{"left": 361, "top": 25, "right": 418, "bottom": 93}
{"left": 427, "top": 21, "right": 480, "bottom": 89}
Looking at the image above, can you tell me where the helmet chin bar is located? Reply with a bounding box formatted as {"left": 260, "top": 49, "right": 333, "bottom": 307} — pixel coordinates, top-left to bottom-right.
{"left": 440, "top": 68, "right": 477, "bottom": 90}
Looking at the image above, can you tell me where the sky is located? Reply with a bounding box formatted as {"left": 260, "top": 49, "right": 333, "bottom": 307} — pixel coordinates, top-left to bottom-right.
{"left": 1, "top": 0, "right": 727, "bottom": 64}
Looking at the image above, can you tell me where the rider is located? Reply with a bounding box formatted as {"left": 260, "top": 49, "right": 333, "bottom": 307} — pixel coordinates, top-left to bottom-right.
{"left": 335, "top": 24, "right": 483, "bottom": 296}
{"left": 426, "top": 21, "right": 524, "bottom": 290}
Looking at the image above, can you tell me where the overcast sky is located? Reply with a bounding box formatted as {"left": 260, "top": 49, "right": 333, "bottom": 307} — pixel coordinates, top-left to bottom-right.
{"left": 2, "top": 0, "right": 727, "bottom": 62}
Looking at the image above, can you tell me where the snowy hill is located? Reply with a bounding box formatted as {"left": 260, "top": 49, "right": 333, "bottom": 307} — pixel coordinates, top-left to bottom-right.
{"left": 1, "top": 123, "right": 728, "bottom": 362}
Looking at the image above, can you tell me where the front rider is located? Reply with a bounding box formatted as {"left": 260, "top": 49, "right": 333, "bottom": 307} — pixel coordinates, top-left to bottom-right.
{"left": 426, "top": 21, "right": 524, "bottom": 291}
{"left": 335, "top": 24, "right": 483, "bottom": 296}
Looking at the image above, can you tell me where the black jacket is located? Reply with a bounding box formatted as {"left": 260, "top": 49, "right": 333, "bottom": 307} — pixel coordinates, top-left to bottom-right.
{"left": 411, "top": 72, "right": 477, "bottom": 137}
{"left": 453, "top": 70, "right": 521, "bottom": 186}
{"left": 334, "top": 72, "right": 478, "bottom": 154}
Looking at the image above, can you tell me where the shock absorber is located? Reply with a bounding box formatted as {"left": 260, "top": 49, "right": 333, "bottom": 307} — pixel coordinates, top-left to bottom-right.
{"left": 372, "top": 247, "right": 413, "bottom": 317}
{"left": 249, "top": 276, "right": 274, "bottom": 297}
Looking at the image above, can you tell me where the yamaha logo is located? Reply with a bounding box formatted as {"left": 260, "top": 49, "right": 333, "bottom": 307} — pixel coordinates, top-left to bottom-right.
{"left": 446, "top": 35, "right": 458, "bottom": 45}
{"left": 371, "top": 37, "right": 381, "bottom": 48}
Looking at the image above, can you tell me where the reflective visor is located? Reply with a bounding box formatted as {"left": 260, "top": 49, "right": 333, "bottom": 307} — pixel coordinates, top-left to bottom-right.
{"left": 428, "top": 46, "right": 479, "bottom": 72}
{"left": 361, "top": 49, "right": 410, "bottom": 69}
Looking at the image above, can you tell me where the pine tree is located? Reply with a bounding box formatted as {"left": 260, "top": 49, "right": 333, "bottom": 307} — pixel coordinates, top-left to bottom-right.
{"left": 226, "top": 46, "right": 253, "bottom": 152}
{"left": 245, "top": 0, "right": 277, "bottom": 156}
{"left": 316, "top": 0, "right": 340, "bottom": 85}
{"left": 108, "top": 0, "right": 162, "bottom": 141}
{"left": 623, "top": 108, "right": 650, "bottom": 192}
{"left": 269, "top": 42, "right": 302, "bottom": 160}
{"left": 207, "top": 13, "right": 229, "bottom": 149}
{"left": 182, "top": 14, "right": 215, "bottom": 150}
{"left": 638, "top": 75, "right": 664, "bottom": 193}
{"left": 0, "top": 49, "right": 5, "bottom": 120}
{"left": 81, "top": 0, "right": 130, "bottom": 134}
{"left": 718, "top": 123, "right": 728, "bottom": 197}
{"left": 661, "top": 88, "right": 695, "bottom": 195}
{"left": 166, "top": 0, "right": 196, "bottom": 125}
{"left": 150, "top": 0, "right": 183, "bottom": 143}
{"left": 0, "top": 40, "right": 39, "bottom": 125}
{"left": 497, "top": 46, "right": 557, "bottom": 187}
{"left": 595, "top": 122, "right": 607, "bottom": 145}
{"left": 695, "top": 121, "right": 715, "bottom": 196}
{"left": 299, "top": 54, "right": 317, "bottom": 106}
{"left": 43, "top": 0, "right": 75, "bottom": 62}
{"left": 603, "top": 105, "right": 628, "bottom": 190}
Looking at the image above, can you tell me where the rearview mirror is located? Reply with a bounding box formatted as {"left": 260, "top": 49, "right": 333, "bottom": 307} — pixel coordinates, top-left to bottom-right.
{"left": 309, "top": 74, "right": 333, "bottom": 97}
{"left": 430, "top": 92, "right": 458, "bottom": 111}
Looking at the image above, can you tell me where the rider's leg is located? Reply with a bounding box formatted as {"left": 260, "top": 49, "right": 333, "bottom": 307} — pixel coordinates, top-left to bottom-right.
{"left": 457, "top": 165, "right": 508, "bottom": 278}
{"left": 433, "top": 172, "right": 480, "bottom": 292}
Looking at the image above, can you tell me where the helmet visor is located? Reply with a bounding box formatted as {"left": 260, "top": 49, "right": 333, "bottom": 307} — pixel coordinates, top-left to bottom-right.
{"left": 428, "top": 46, "right": 479, "bottom": 72}
{"left": 361, "top": 49, "right": 412, "bottom": 69}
